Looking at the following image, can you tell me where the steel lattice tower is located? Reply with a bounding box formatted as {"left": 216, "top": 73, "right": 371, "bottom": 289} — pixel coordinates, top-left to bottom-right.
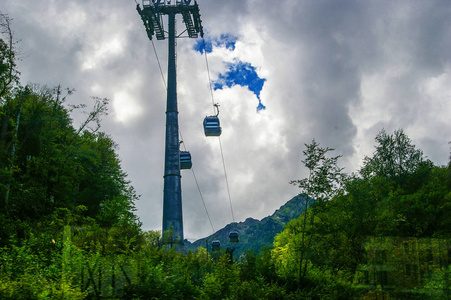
{"left": 137, "top": 0, "right": 203, "bottom": 249}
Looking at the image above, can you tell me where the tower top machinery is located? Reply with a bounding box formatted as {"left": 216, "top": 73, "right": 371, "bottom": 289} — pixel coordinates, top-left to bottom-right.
{"left": 137, "top": 0, "right": 203, "bottom": 250}
{"left": 138, "top": 0, "right": 203, "bottom": 40}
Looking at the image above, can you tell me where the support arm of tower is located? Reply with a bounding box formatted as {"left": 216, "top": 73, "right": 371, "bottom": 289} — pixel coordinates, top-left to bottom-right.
{"left": 137, "top": 1, "right": 203, "bottom": 40}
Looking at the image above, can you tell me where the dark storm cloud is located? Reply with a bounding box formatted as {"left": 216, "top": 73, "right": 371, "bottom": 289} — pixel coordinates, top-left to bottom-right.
{"left": 241, "top": 1, "right": 368, "bottom": 158}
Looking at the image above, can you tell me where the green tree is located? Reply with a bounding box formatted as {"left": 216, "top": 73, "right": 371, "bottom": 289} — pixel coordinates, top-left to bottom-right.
{"left": 273, "top": 130, "right": 450, "bottom": 297}
{"left": 354, "top": 129, "right": 448, "bottom": 238}
{"left": 0, "top": 12, "right": 19, "bottom": 102}
{"left": 360, "top": 129, "right": 429, "bottom": 179}
{"left": 0, "top": 9, "right": 140, "bottom": 249}
{"left": 1, "top": 85, "right": 140, "bottom": 243}
{"left": 0, "top": 13, "right": 21, "bottom": 211}
{"left": 289, "top": 140, "right": 346, "bottom": 287}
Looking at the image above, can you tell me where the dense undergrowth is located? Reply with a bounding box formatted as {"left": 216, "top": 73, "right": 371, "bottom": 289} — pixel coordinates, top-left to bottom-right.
{"left": 0, "top": 225, "right": 337, "bottom": 300}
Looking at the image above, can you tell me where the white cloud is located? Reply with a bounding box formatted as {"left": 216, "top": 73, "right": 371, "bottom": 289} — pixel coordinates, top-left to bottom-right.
{"left": 112, "top": 90, "right": 143, "bottom": 123}
{"left": 80, "top": 36, "right": 125, "bottom": 70}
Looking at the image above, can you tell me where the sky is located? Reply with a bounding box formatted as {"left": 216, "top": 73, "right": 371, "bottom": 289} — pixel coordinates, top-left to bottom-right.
{"left": 2, "top": 0, "right": 451, "bottom": 241}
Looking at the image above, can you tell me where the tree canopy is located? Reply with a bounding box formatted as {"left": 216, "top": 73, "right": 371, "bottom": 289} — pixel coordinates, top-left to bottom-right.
{"left": 272, "top": 129, "right": 451, "bottom": 298}
{"left": 0, "top": 16, "right": 140, "bottom": 244}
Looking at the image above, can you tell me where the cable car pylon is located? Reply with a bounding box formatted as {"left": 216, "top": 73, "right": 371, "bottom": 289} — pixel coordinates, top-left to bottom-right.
{"left": 137, "top": 0, "right": 203, "bottom": 250}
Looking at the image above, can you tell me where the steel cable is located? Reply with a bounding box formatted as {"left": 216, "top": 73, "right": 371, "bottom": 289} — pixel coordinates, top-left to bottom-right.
{"left": 202, "top": 37, "right": 236, "bottom": 223}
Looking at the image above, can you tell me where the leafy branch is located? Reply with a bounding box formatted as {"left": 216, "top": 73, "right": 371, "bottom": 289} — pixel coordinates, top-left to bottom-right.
{"left": 76, "top": 96, "right": 109, "bottom": 135}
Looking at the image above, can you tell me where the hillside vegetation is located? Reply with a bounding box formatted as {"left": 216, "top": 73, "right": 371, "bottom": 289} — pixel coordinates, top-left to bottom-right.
{"left": 272, "top": 130, "right": 451, "bottom": 298}
{"left": 185, "top": 195, "right": 310, "bottom": 258}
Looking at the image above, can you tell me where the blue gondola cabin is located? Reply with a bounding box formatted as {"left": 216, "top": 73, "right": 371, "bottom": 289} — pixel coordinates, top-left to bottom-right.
{"left": 203, "top": 116, "right": 222, "bottom": 136}
{"left": 180, "top": 151, "right": 192, "bottom": 169}
{"left": 212, "top": 240, "right": 221, "bottom": 251}
{"left": 229, "top": 231, "right": 239, "bottom": 243}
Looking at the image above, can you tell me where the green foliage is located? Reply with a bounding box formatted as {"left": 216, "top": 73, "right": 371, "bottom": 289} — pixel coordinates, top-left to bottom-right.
{"left": 185, "top": 195, "right": 309, "bottom": 258}
{"left": 420, "top": 265, "right": 451, "bottom": 299}
{"left": 200, "top": 255, "right": 238, "bottom": 299}
{"left": 290, "top": 139, "right": 346, "bottom": 203}
{"left": 288, "top": 140, "right": 347, "bottom": 287}
{"left": 0, "top": 227, "right": 86, "bottom": 299}
{"left": 272, "top": 216, "right": 305, "bottom": 279}
{"left": 0, "top": 273, "right": 86, "bottom": 300}
{"left": 273, "top": 129, "right": 451, "bottom": 298}
{"left": 0, "top": 35, "right": 143, "bottom": 295}
{"left": 0, "top": 84, "right": 140, "bottom": 233}
{"left": 0, "top": 13, "right": 20, "bottom": 101}
{"left": 360, "top": 128, "right": 430, "bottom": 179}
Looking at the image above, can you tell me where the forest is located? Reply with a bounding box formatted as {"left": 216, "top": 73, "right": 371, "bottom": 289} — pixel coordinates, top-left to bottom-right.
{"left": 1, "top": 13, "right": 451, "bottom": 299}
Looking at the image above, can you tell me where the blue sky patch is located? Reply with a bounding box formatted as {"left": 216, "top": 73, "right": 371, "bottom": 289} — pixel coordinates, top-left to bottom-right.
{"left": 193, "top": 34, "right": 237, "bottom": 54}
{"left": 194, "top": 34, "right": 266, "bottom": 112}
{"left": 213, "top": 60, "right": 266, "bottom": 112}
{"left": 256, "top": 101, "right": 266, "bottom": 112}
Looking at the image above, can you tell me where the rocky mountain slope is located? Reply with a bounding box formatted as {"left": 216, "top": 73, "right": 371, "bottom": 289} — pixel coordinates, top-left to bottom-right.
{"left": 184, "top": 194, "right": 308, "bottom": 257}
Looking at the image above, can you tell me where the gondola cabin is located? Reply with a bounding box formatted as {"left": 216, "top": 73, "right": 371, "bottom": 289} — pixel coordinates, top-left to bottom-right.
{"left": 203, "top": 116, "right": 222, "bottom": 136}
{"left": 211, "top": 240, "right": 221, "bottom": 251}
{"left": 229, "top": 231, "right": 239, "bottom": 243}
{"left": 180, "top": 151, "right": 192, "bottom": 169}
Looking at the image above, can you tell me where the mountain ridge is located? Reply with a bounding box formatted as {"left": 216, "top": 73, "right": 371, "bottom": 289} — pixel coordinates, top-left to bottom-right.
{"left": 184, "top": 194, "right": 308, "bottom": 257}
